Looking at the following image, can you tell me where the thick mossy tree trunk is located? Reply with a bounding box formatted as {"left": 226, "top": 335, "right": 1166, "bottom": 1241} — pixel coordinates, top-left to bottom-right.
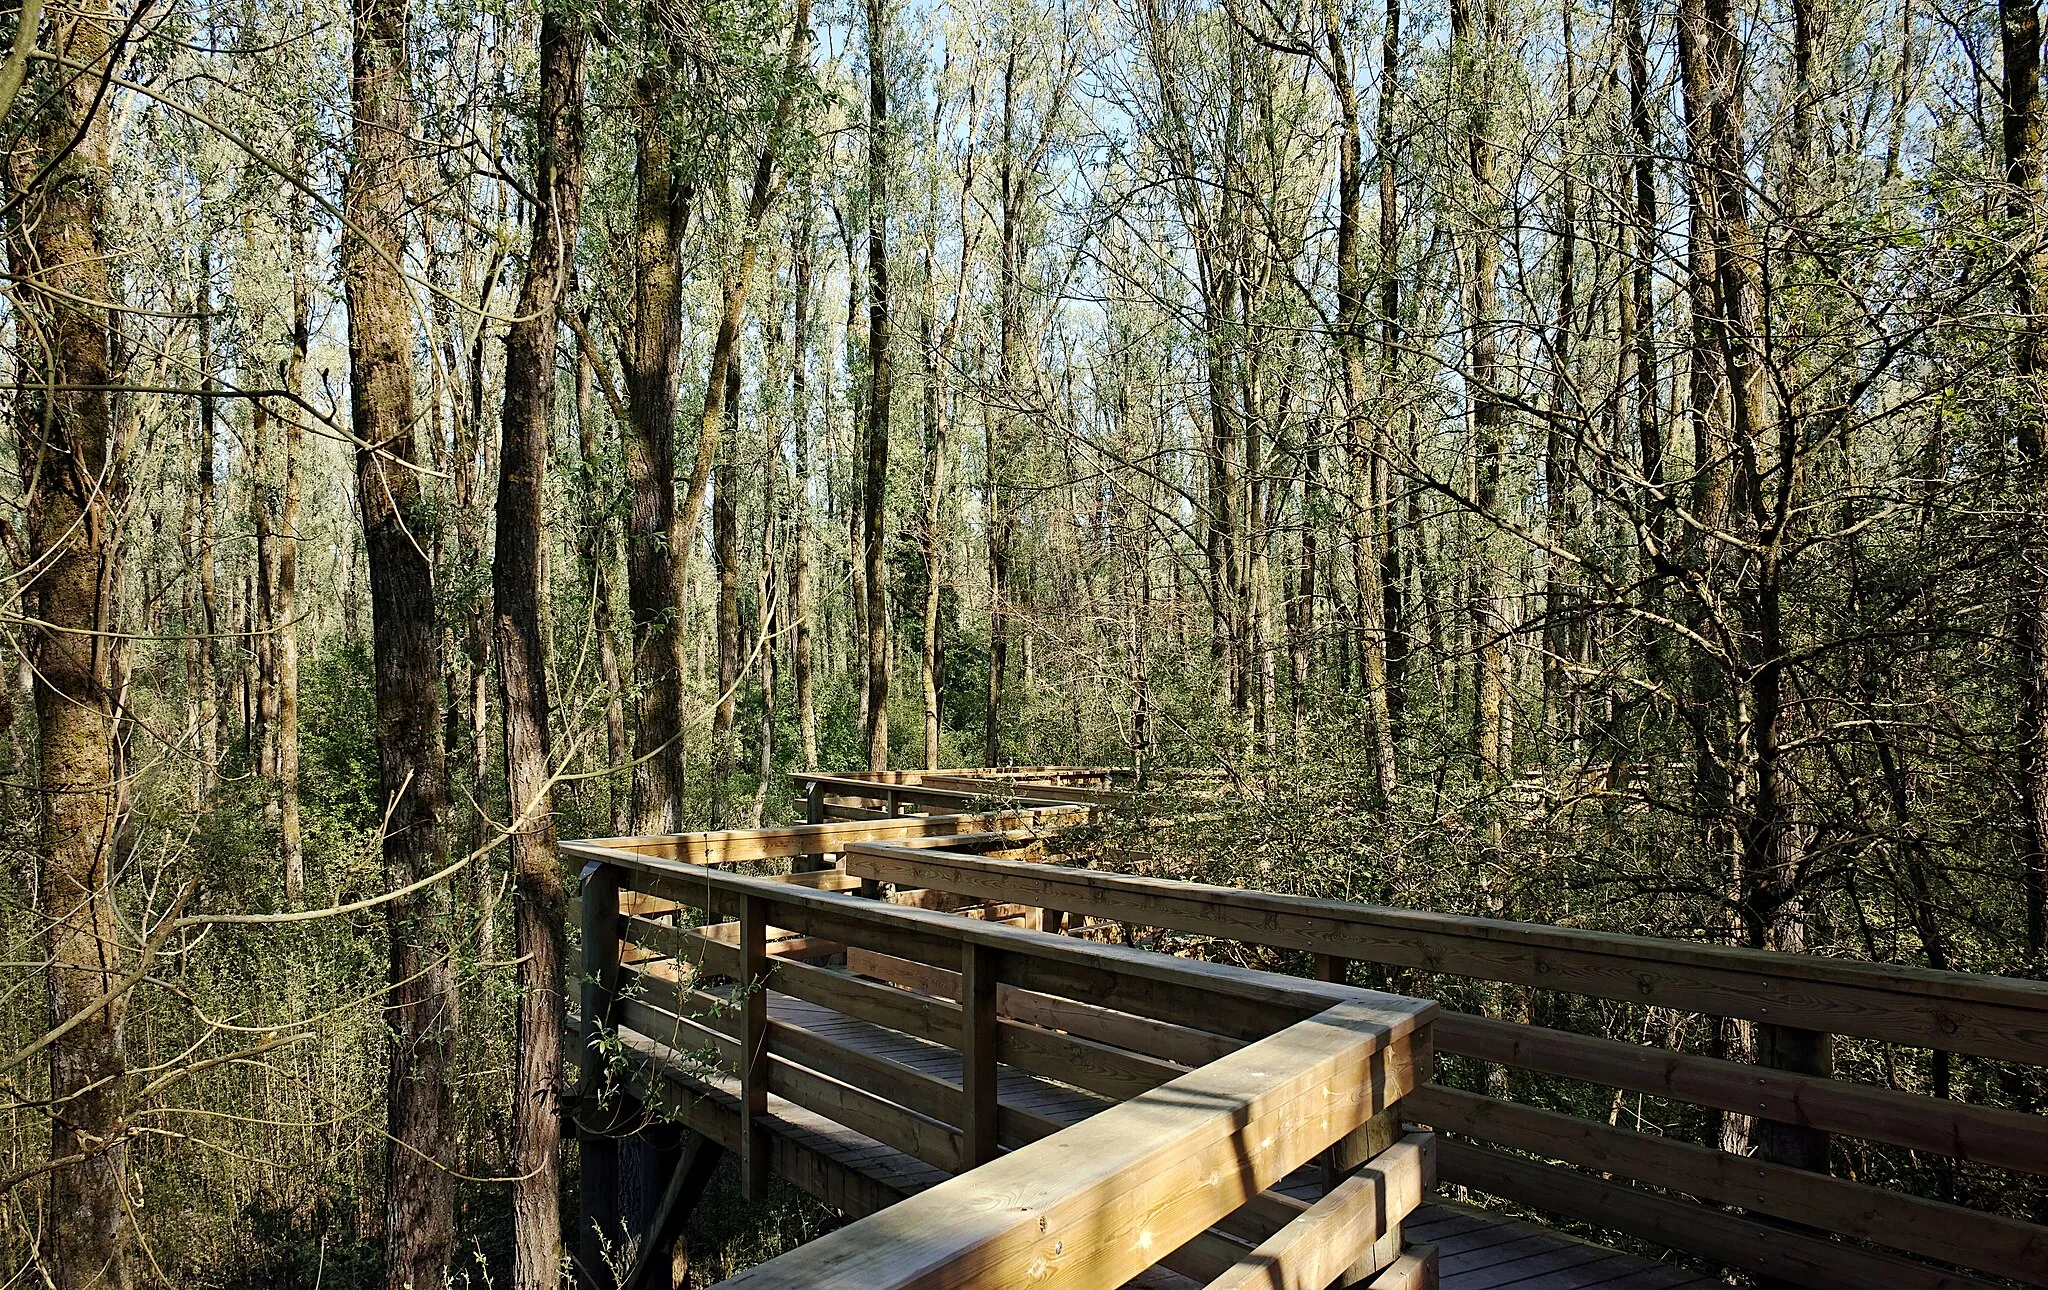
{"left": 623, "top": 25, "right": 690, "bottom": 836}
{"left": 495, "top": 5, "right": 587, "bottom": 1287}
{"left": 343, "top": 0, "right": 458, "bottom": 1283}
{"left": 9, "top": 6, "right": 129, "bottom": 1286}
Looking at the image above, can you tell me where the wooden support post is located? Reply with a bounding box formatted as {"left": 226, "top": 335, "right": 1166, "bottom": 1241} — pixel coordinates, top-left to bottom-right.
{"left": 960, "top": 941, "right": 999, "bottom": 1169}
{"left": 739, "top": 892, "right": 771, "bottom": 1201}
{"left": 621, "top": 1122, "right": 681, "bottom": 1283}
{"left": 619, "top": 1132, "right": 727, "bottom": 1290}
{"left": 803, "top": 778, "right": 825, "bottom": 823}
{"left": 1315, "top": 953, "right": 1350, "bottom": 984}
{"left": 1754, "top": 1024, "right": 1833, "bottom": 1171}
{"left": 1041, "top": 908, "right": 1066, "bottom": 936}
{"left": 578, "top": 861, "right": 623, "bottom": 1290}
{"left": 1326, "top": 1023, "right": 1431, "bottom": 1288}
{"left": 1751, "top": 1023, "right": 1834, "bottom": 1290}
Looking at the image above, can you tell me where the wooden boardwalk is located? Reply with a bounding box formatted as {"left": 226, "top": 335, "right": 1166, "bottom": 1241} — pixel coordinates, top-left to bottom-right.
{"left": 636, "top": 989, "right": 1715, "bottom": 1290}
{"left": 569, "top": 774, "right": 2048, "bottom": 1290}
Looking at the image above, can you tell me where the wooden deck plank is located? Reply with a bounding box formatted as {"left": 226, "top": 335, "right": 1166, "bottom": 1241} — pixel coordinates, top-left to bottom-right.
{"left": 1455, "top": 1243, "right": 1622, "bottom": 1286}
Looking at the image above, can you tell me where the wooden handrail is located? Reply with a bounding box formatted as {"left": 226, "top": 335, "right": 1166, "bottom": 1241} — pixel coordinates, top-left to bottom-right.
{"left": 570, "top": 837, "right": 1440, "bottom": 1290}
{"left": 576, "top": 808, "right": 1082, "bottom": 862}
{"left": 711, "top": 999, "right": 1434, "bottom": 1290}
{"left": 837, "top": 839, "right": 2048, "bottom": 1289}
{"left": 838, "top": 840, "right": 2048, "bottom": 1060}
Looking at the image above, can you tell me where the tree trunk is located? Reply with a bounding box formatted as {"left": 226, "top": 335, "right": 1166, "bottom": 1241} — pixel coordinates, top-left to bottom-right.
{"left": 279, "top": 191, "right": 310, "bottom": 900}
{"left": 1456, "top": 0, "right": 1507, "bottom": 784}
{"left": 495, "top": 8, "right": 586, "bottom": 1287}
{"left": 1375, "top": 0, "right": 1407, "bottom": 744}
{"left": 712, "top": 361, "right": 741, "bottom": 825}
{"left": 1325, "top": 0, "right": 1397, "bottom": 800}
{"left": 574, "top": 337, "right": 630, "bottom": 835}
{"left": 2002, "top": 0, "right": 2048, "bottom": 954}
{"left": 863, "top": 0, "right": 893, "bottom": 771}
{"left": 791, "top": 214, "right": 819, "bottom": 770}
{"left": 9, "top": 7, "right": 129, "bottom": 1283}
{"left": 344, "top": 0, "right": 459, "bottom": 1281}
{"left": 753, "top": 287, "right": 784, "bottom": 829}
{"left": 197, "top": 240, "right": 221, "bottom": 800}
{"left": 622, "top": 32, "right": 692, "bottom": 836}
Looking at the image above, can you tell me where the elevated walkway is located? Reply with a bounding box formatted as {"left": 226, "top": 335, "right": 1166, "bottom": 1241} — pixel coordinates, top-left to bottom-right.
{"left": 563, "top": 768, "right": 2047, "bottom": 1290}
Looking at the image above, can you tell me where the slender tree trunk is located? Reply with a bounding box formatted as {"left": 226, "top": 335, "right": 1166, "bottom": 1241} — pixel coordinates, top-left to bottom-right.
{"left": 712, "top": 361, "right": 741, "bottom": 825}
{"left": 1325, "top": 0, "right": 1396, "bottom": 800}
{"left": 495, "top": 9, "right": 586, "bottom": 1287}
{"left": 278, "top": 196, "right": 309, "bottom": 900}
{"left": 919, "top": 268, "right": 946, "bottom": 772}
{"left": 252, "top": 397, "right": 277, "bottom": 796}
{"left": 9, "top": 6, "right": 129, "bottom": 1282}
{"left": 574, "top": 339, "right": 629, "bottom": 834}
{"left": 1456, "top": 0, "right": 1507, "bottom": 784}
{"left": 791, "top": 215, "right": 819, "bottom": 770}
{"left": 1375, "top": 0, "right": 1407, "bottom": 743}
{"left": 754, "top": 297, "right": 783, "bottom": 828}
{"left": 196, "top": 241, "right": 221, "bottom": 799}
{"left": 344, "top": 0, "right": 459, "bottom": 1281}
{"left": 2003, "top": 0, "right": 2048, "bottom": 954}
{"left": 987, "top": 43, "right": 1023, "bottom": 768}
{"left": 863, "top": 0, "right": 893, "bottom": 770}
{"left": 1543, "top": 8, "right": 1579, "bottom": 752}
{"left": 1622, "top": 0, "right": 1669, "bottom": 691}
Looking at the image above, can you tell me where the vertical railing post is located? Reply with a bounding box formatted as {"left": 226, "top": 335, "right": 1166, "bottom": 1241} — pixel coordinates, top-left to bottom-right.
{"left": 577, "top": 860, "right": 622, "bottom": 1290}
{"left": 1323, "top": 1020, "right": 1433, "bottom": 1288}
{"left": 961, "top": 941, "right": 999, "bottom": 1168}
{"left": 739, "top": 892, "right": 771, "bottom": 1200}
{"left": 803, "top": 777, "right": 825, "bottom": 824}
{"left": 1754, "top": 1023, "right": 1832, "bottom": 1171}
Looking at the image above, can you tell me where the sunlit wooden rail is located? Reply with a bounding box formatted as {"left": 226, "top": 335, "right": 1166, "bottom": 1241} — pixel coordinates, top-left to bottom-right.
{"left": 825, "top": 779, "right": 2048, "bottom": 1290}
{"left": 563, "top": 769, "right": 2048, "bottom": 1290}
{"left": 563, "top": 803, "right": 1440, "bottom": 1290}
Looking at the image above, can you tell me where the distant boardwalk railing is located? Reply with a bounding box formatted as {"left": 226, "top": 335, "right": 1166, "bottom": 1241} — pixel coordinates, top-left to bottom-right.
{"left": 810, "top": 771, "right": 2048, "bottom": 1290}
{"left": 563, "top": 799, "right": 1440, "bottom": 1290}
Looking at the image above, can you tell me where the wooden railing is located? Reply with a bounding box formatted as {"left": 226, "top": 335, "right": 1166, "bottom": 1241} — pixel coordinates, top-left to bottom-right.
{"left": 791, "top": 769, "right": 1124, "bottom": 823}
{"left": 563, "top": 812, "right": 1440, "bottom": 1290}
{"left": 840, "top": 838, "right": 2048, "bottom": 1290}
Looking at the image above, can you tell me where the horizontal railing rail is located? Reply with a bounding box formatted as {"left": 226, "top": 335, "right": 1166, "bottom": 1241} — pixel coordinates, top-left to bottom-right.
{"left": 839, "top": 839, "right": 2048, "bottom": 1290}
{"left": 791, "top": 770, "right": 1124, "bottom": 821}
{"left": 564, "top": 828, "right": 1440, "bottom": 1290}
